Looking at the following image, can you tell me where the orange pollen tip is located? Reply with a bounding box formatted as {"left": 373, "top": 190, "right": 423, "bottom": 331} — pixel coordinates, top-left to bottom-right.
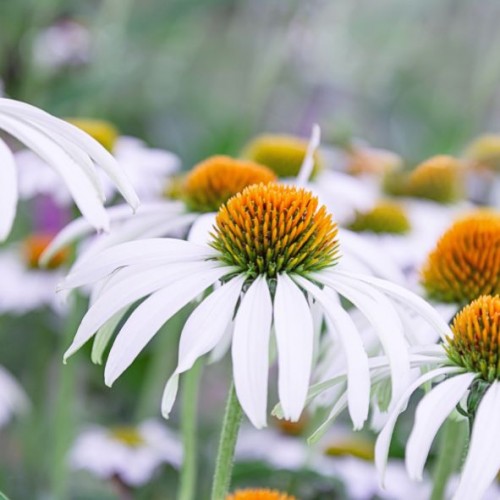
{"left": 183, "top": 155, "right": 277, "bottom": 213}
{"left": 211, "top": 183, "right": 339, "bottom": 279}
{"left": 226, "top": 489, "right": 296, "bottom": 500}
{"left": 446, "top": 295, "right": 500, "bottom": 381}
{"left": 23, "top": 234, "right": 69, "bottom": 269}
{"left": 421, "top": 211, "right": 500, "bottom": 303}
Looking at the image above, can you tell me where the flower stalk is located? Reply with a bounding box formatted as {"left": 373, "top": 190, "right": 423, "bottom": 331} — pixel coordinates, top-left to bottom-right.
{"left": 430, "top": 418, "right": 467, "bottom": 500}
{"left": 210, "top": 382, "right": 243, "bottom": 500}
{"left": 178, "top": 359, "right": 203, "bottom": 500}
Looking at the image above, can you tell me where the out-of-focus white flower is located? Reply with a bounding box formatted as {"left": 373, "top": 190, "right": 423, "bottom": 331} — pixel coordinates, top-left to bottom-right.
{"left": 0, "top": 98, "right": 139, "bottom": 240}
{"left": 0, "top": 366, "right": 29, "bottom": 427}
{"left": 33, "top": 19, "right": 90, "bottom": 70}
{"left": 236, "top": 426, "right": 431, "bottom": 500}
{"left": 60, "top": 183, "right": 447, "bottom": 431}
{"left": 0, "top": 233, "right": 69, "bottom": 314}
{"left": 69, "top": 420, "right": 182, "bottom": 487}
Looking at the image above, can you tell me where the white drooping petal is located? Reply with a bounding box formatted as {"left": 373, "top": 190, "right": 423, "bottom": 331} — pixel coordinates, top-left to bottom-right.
{"left": 187, "top": 212, "right": 217, "bottom": 245}
{"left": 65, "top": 261, "right": 220, "bottom": 360}
{"left": 454, "top": 382, "right": 500, "bottom": 500}
{"left": 176, "top": 275, "right": 245, "bottom": 373}
{"left": 273, "top": 274, "right": 314, "bottom": 422}
{"left": 161, "top": 276, "right": 245, "bottom": 418}
{"left": 0, "top": 98, "right": 139, "bottom": 209}
{"left": 75, "top": 213, "right": 197, "bottom": 266}
{"left": 406, "top": 373, "right": 474, "bottom": 481}
{"left": 337, "top": 270, "right": 452, "bottom": 340}
{"left": 318, "top": 271, "right": 410, "bottom": 405}
{"left": 60, "top": 238, "right": 216, "bottom": 289}
{"left": 103, "top": 266, "right": 229, "bottom": 385}
{"left": 338, "top": 229, "right": 405, "bottom": 284}
{"left": 296, "top": 123, "right": 321, "bottom": 185}
{"left": 0, "top": 113, "right": 109, "bottom": 231}
{"left": 375, "top": 366, "right": 463, "bottom": 486}
{"left": 294, "top": 276, "right": 370, "bottom": 429}
{"left": 232, "top": 276, "right": 272, "bottom": 428}
{"left": 0, "top": 137, "right": 18, "bottom": 241}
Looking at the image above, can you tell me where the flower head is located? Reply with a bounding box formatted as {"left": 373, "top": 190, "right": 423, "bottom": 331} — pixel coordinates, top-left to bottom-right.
{"left": 348, "top": 202, "right": 410, "bottom": 235}
{"left": 211, "top": 184, "right": 339, "bottom": 278}
{"left": 421, "top": 211, "right": 500, "bottom": 303}
{"left": 66, "top": 118, "right": 119, "bottom": 152}
{"left": 445, "top": 295, "right": 500, "bottom": 382}
{"left": 69, "top": 420, "right": 182, "bottom": 487}
{"left": 465, "top": 134, "right": 500, "bottom": 171}
{"left": 23, "top": 233, "right": 69, "bottom": 269}
{"left": 407, "top": 155, "right": 464, "bottom": 203}
{"left": 62, "top": 184, "right": 447, "bottom": 430}
{"left": 183, "top": 156, "right": 276, "bottom": 213}
{"left": 226, "top": 489, "right": 295, "bottom": 500}
{"left": 347, "top": 146, "right": 402, "bottom": 176}
{"left": 242, "top": 134, "right": 322, "bottom": 178}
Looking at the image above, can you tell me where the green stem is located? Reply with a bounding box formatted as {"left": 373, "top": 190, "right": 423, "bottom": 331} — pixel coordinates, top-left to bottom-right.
{"left": 177, "top": 360, "right": 203, "bottom": 500}
{"left": 50, "top": 293, "right": 84, "bottom": 499}
{"left": 210, "top": 383, "right": 243, "bottom": 500}
{"left": 430, "top": 418, "right": 468, "bottom": 500}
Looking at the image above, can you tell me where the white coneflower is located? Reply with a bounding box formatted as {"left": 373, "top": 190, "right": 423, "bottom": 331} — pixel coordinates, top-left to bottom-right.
{"left": 0, "top": 98, "right": 139, "bottom": 240}
{"left": 0, "top": 233, "right": 70, "bottom": 314}
{"left": 0, "top": 365, "right": 29, "bottom": 427}
{"left": 69, "top": 420, "right": 182, "bottom": 487}
{"left": 60, "top": 183, "right": 447, "bottom": 430}
{"left": 371, "top": 295, "right": 500, "bottom": 500}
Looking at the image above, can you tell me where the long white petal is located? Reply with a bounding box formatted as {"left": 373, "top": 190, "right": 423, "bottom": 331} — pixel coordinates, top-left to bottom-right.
{"left": 60, "top": 238, "right": 217, "bottom": 289}
{"left": 64, "top": 261, "right": 220, "bottom": 360}
{"left": 294, "top": 275, "right": 370, "bottom": 429}
{"left": 296, "top": 123, "right": 321, "bottom": 185}
{"left": 0, "top": 114, "right": 109, "bottom": 231}
{"left": 162, "top": 277, "right": 245, "bottom": 418}
{"left": 232, "top": 276, "right": 272, "bottom": 428}
{"left": 406, "top": 373, "right": 474, "bottom": 480}
{"left": 103, "top": 266, "right": 228, "bottom": 385}
{"left": 454, "top": 382, "right": 500, "bottom": 500}
{"left": 375, "top": 366, "right": 463, "bottom": 486}
{"left": 41, "top": 202, "right": 187, "bottom": 266}
{"left": 0, "top": 138, "right": 17, "bottom": 241}
{"left": 0, "top": 98, "right": 139, "bottom": 209}
{"left": 176, "top": 275, "right": 245, "bottom": 373}
{"left": 75, "top": 213, "right": 197, "bottom": 265}
{"left": 338, "top": 229, "right": 405, "bottom": 284}
{"left": 335, "top": 270, "right": 452, "bottom": 340}
{"left": 318, "top": 271, "right": 410, "bottom": 405}
{"left": 274, "top": 274, "right": 314, "bottom": 421}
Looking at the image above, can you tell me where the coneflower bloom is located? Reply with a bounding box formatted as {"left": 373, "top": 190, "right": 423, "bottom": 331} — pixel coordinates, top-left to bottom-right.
{"left": 69, "top": 420, "right": 182, "bottom": 486}
{"left": 40, "top": 155, "right": 277, "bottom": 266}
{"left": 0, "top": 233, "right": 70, "bottom": 313}
{"left": 374, "top": 295, "right": 500, "bottom": 500}
{"left": 60, "top": 183, "right": 447, "bottom": 430}
{"left": 226, "top": 489, "right": 295, "bottom": 500}
{"left": 421, "top": 210, "right": 500, "bottom": 306}
{"left": 0, "top": 98, "right": 138, "bottom": 240}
